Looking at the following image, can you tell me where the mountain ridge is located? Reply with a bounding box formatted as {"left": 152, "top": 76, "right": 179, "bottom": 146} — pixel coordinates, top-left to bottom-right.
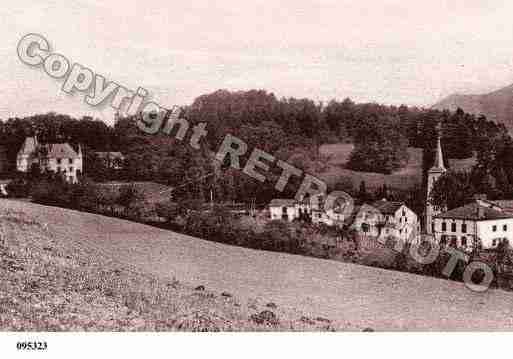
{"left": 433, "top": 84, "right": 513, "bottom": 131}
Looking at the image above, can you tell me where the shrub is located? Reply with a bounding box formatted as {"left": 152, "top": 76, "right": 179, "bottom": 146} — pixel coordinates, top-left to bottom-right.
{"left": 6, "top": 177, "right": 29, "bottom": 198}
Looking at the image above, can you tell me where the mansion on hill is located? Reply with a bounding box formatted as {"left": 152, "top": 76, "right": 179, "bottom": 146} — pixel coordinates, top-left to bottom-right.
{"left": 16, "top": 137, "right": 83, "bottom": 183}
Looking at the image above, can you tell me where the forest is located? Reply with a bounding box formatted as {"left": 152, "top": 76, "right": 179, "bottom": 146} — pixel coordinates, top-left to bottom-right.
{"left": 1, "top": 89, "right": 512, "bottom": 209}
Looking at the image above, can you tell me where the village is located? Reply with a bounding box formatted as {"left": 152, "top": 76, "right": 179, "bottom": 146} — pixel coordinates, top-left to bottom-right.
{"left": 2, "top": 127, "right": 513, "bottom": 263}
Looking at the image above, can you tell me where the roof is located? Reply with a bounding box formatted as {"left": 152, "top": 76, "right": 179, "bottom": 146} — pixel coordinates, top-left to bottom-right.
{"left": 269, "top": 199, "right": 296, "bottom": 207}
{"left": 371, "top": 200, "right": 404, "bottom": 215}
{"left": 45, "top": 143, "right": 79, "bottom": 159}
{"left": 488, "top": 200, "right": 513, "bottom": 215}
{"left": 18, "top": 137, "right": 38, "bottom": 156}
{"left": 435, "top": 202, "right": 513, "bottom": 221}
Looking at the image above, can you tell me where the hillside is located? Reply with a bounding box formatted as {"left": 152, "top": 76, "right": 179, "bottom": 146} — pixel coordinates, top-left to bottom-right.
{"left": 317, "top": 144, "right": 474, "bottom": 191}
{"left": 2, "top": 199, "right": 513, "bottom": 330}
{"left": 433, "top": 84, "right": 513, "bottom": 131}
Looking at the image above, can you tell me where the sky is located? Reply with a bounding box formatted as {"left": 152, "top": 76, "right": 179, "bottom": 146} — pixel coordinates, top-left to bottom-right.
{"left": 2, "top": 0, "right": 513, "bottom": 124}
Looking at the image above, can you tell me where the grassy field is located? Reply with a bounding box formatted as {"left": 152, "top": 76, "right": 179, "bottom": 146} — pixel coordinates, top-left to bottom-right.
{"left": 317, "top": 143, "right": 475, "bottom": 191}
{"left": 317, "top": 144, "right": 423, "bottom": 191}
{"left": 2, "top": 199, "right": 513, "bottom": 331}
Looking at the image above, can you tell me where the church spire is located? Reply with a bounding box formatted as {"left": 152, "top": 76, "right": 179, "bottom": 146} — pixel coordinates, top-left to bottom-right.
{"left": 433, "top": 135, "right": 445, "bottom": 170}
{"left": 430, "top": 127, "right": 445, "bottom": 172}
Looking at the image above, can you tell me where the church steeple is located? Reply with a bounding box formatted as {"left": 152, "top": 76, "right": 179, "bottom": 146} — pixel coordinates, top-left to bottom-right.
{"left": 430, "top": 129, "right": 445, "bottom": 172}
{"left": 426, "top": 126, "right": 447, "bottom": 235}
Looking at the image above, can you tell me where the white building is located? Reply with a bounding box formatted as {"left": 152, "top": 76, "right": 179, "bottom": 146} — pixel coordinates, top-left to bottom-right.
{"left": 433, "top": 200, "right": 513, "bottom": 251}
{"left": 353, "top": 200, "right": 420, "bottom": 242}
{"left": 16, "top": 137, "right": 83, "bottom": 183}
{"left": 268, "top": 195, "right": 347, "bottom": 227}
{"left": 269, "top": 199, "right": 298, "bottom": 221}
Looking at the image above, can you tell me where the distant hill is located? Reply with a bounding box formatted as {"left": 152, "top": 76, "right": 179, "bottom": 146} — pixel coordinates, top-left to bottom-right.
{"left": 433, "top": 84, "right": 513, "bottom": 131}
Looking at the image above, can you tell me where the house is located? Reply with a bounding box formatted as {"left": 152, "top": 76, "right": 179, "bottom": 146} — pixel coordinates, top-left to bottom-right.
{"left": 433, "top": 200, "right": 513, "bottom": 251}
{"left": 353, "top": 200, "right": 420, "bottom": 242}
{"left": 16, "top": 137, "right": 83, "bottom": 183}
{"left": 269, "top": 199, "right": 300, "bottom": 222}
{"left": 268, "top": 195, "right": 347, "bottom": 227}
{"left": 95, "top": 151, "right": 125, "bottom": 170}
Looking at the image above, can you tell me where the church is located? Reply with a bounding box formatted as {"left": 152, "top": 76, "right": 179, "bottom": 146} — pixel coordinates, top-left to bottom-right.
{"left": 16, "top": 137, "right": 83, "bottom": 183}
{"left": 426, "top": 133, "right": 513, "bottom": 251}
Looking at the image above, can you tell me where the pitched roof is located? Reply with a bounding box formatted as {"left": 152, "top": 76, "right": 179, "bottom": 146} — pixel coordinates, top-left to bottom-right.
{"left": 45, "top": 143, "right": 79, "bottom": 159}
{"left": 269, "top": 199, "right": 296, "bottom": 207}
{"left": 18, "top": 137, "right": 38, "bottom": 156}
{"left": 489, "top": 200, "right": 513, "bottom": 215}
{"left": 435, "top": 202, "right": 513, "bottom": 221}
{"left": 371, "top": 200, "right": 404, "bottom": 215}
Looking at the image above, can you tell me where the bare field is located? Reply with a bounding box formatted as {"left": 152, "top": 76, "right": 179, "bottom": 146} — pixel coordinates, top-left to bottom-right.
{"left": 2, "top": 199, "right": 513, "bottom": 331}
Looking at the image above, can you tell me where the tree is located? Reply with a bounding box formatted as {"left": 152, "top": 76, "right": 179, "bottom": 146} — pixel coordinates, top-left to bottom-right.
{"left": 347, "top": 115, "right": 409, "bottom": 174}
{"left": 429, "top": 171, "right": 477, "bottom": 211}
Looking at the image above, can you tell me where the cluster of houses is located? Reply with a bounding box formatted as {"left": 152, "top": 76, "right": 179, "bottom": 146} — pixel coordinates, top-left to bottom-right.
{"left": 4, "top": 134, "right": 513, "bottom": 253}
{"left": 269, "top": 135, "right": 513, "bottom": 251}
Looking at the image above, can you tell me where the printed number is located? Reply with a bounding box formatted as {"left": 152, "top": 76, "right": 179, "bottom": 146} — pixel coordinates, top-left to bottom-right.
{"left": 16, "top": 341, "right": 48, "bottom": 351}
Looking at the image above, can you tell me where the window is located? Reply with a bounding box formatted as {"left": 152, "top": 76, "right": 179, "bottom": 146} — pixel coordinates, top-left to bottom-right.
{"left": 405, "top": 217, "right": 408, "bottom": 223}
{"left": 399, "top": 229, "right": 402, "bottom": 234}
{"left": 69, "top": 167, "right": 73, "bottom": 172}
{"left": 402, "top": 210, "right": 406, "bottom": 216}
{"left": 493, "top": 225, "right": 497, "bottom": 232}
{"left": 68, "top": 158, "right": 73, "bottom": 164}
{"left": 461, "top": 236, "right": 467, "bottom": 247}
{"left": 461, "top": 223, "right": 467, "bottom": 233}
{"left": 504, "top": 225, "right": 508, "bottom": 232}
{"left": 57, "top": 158, "right": 62, "bottom": 164}
{"left": 450, "top": 236, "right": 457, "bottom": 247}
{"left": 431, "top": 222, "right": 435, "bottom": 233}
{"left": 451, "top": 222, "right": 456, "bottom": 232}
{"left": 442, "top": 222, "right": 447, "bottom": 231}
{"left": 493, "top": 239, "right": 497, "bottom": 247}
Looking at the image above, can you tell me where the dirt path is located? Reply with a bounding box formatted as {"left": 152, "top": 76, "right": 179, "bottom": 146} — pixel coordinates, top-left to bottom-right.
{"left": 4, "top": 199, "right": 513, "bottom": 331}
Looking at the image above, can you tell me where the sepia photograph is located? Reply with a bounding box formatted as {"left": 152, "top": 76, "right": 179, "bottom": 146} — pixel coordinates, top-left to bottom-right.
{"left": 1, "top": 0, "right": 513, "bottom": 357}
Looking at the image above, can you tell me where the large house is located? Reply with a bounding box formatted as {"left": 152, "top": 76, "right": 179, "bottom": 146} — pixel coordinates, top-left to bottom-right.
{"left": 353, "top": 200, "right": 420, "bottom": 242}
{"left": 433, "top": 199, "right": 513, "bottom": 251}
{"left": 16, "top": 137, "right": 83, "bottom": 183}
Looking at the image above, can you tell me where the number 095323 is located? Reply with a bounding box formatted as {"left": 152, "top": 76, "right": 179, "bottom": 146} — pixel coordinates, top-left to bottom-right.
{"left": 16, "top": 341, "right": 48, "bottom": 351}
